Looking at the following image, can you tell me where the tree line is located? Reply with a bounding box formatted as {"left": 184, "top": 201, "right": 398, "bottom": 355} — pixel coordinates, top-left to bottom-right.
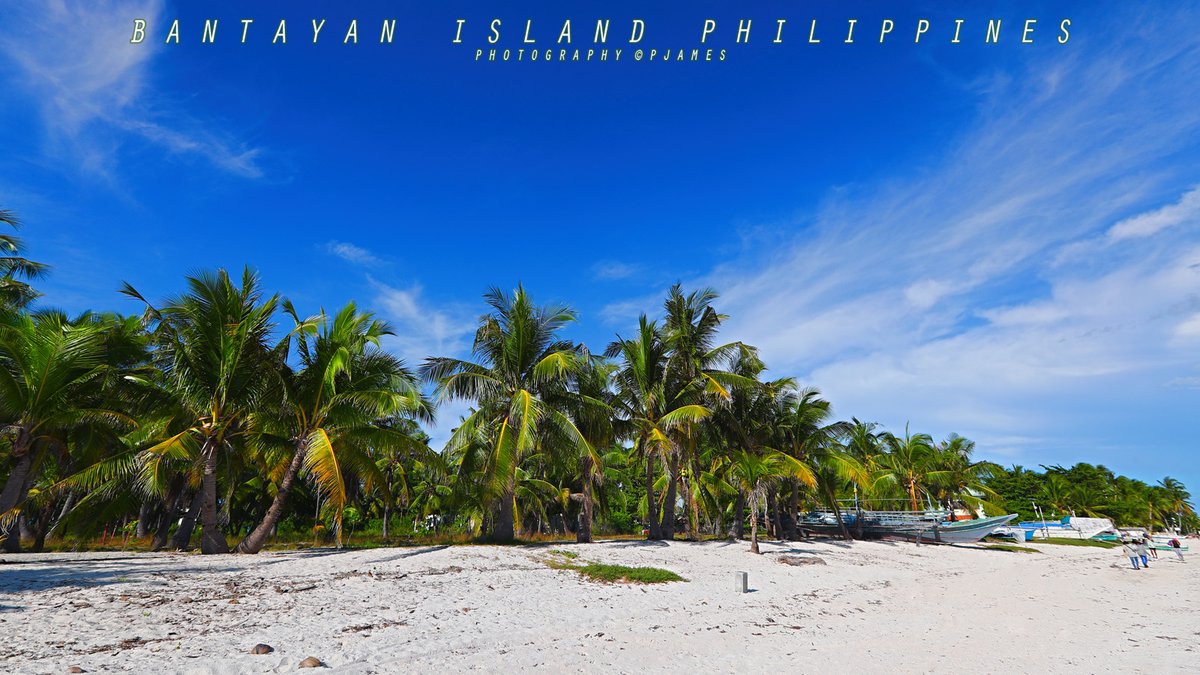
{"left": 1, "top": 212, "right": 1194, "bottom": 554}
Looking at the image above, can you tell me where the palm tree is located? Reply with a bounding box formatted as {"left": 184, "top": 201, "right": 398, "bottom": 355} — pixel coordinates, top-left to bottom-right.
{"left": 0, "top": 311, "right": 142, "bottom": 552}
{"left": 560, "top": 356, "right": 616, "bottom": 543}
{"left": 235, "top": 302, "right": 433, "bottom": 553}
{"left": 607, "top": 316, "right": 707, "bottom": 540}
{"left": 1040, "top": 473, "right": 1072, "bottom": 516}
{"left": 660, "top": 284, "right": 743, "bottom": 540}
{"left": 727, "top": 449, "right": 811, "bottom": 553}
{"left": 123, "top": 268, "right": 284, "bottom": 554}
{"left": 707, "top": 347, "right": 790, "bottom": 539}
{"left": 422, "top": 286, "right": 591, "bottom": 543}
{"left": 1157, "top": 476, "right": 1195, "bottom": 531}
{"left": 873, "top": 427, "right": 942, "bottom": 512}
{"left": 931, "top": 434, "right": 1000, "bottom": 516}
{"left": 0, "top": 209, "right": 48, "bottom": 309}
{"left": 779, "top": 392, "right": 863, "bottom": 539}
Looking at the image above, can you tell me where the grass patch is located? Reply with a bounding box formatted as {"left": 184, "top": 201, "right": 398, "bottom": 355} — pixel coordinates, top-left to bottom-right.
{"left": 541, "top": 555, "right": 684, "bottom": 584}
{"left": 575, "top": 563, "right": 684, "bottom": 584}
{"left": 1039, "top": 537, "right": 1118, "bottom": 549}
{"left": 983, "top": 544, "right": 1040, "bottom": 554}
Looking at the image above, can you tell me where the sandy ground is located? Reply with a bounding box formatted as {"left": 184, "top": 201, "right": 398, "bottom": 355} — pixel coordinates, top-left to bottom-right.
{"left": 0, "top": 538, "right": 1196, "bottom": 674}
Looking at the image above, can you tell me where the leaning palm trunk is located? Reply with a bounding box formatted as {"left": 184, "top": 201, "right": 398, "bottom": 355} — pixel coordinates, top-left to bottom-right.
{"left": 170, "top": 488, "right": 203, "bottom": 549}
{"left": 199, "top": 438, "right": 230, "bottom": 554}
{"left": 825, "top": 482, "right": 851, "bottom": 540}
{"left": 236, "top": 440, "right": 308, "bottom": 553}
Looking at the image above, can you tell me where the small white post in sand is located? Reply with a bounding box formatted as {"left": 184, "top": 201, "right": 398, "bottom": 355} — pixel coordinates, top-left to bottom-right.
{"left": 735, "top": 571, "right": 748, "bottom": 593}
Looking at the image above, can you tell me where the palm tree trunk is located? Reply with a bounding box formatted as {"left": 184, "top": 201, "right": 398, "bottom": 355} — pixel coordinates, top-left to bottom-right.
{"left": 681, "top": 470, "right": 699, "bottom": 541}
{"left": 0, "top": 434, "right": 35, "bottom": 553}
{"left": 728, "top": 490, "right": 745, "bottom": 540}
{"left": 772, "top": 485, "right": 782, "bottom": 538}
{"left": 236, "top": 440, "right": 308, "bottom": 553}
{"left": 199, "top": 438, "right": 229, "bottom": 554}
{"left": 47, "top": 491, "right": 76, "bottom": 540}
{"left": 749, "top": 491, "right": 761, "bottom": 554}
{"left": 645, "top": 444, "right": 662, "bottom": 540}
{"left": 171, "top": 488, "right": 203, "bottom": 550}
{"left": 382, "top": 505, "right": 390, "bottom": 539}
{"left": 660, "top": 451, "right": 679, "bottom": 539}
{"left": 825, "top": 482, "right": 851, "bottom": 540}
{"left": 783, "top": 483, "right": 799, "bottom": 540}
{"left": 152, "top": 476, "right": 184, "bottom": 550}
{"left": 487, "top": 487, "right": 516, "bottom": 543}
{"left": 577, "top": 475, "right": 594, "bottom": 543}
{"left": 908, "top": 481, "right": 919, "bottom": 513}
{"left": 136, "top": 499, "right": 154, "bottom": 539}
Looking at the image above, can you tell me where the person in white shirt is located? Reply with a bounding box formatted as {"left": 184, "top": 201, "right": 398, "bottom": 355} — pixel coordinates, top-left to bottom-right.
{"left": 1135, "top": 539, "right": 1151, "bottom": 568}
{"left": 1122, "top": 541, "right": 1140, "bottom": 570}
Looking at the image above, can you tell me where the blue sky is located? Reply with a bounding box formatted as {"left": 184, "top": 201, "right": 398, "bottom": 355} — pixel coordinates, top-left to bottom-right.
{"left": 2, "top": 1, "right": 1198, "bottom": 492}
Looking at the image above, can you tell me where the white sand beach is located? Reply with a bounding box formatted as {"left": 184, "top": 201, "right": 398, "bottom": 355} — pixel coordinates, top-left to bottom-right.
{"left": 1, "top": 540, "right": 1195, "bottom": 674}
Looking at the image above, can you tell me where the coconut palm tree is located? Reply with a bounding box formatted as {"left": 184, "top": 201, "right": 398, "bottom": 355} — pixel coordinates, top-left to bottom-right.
{"left": 559, "top": 356, "right": 616, "bottom": 543}
{"left": 873, "top": 427, "right": 942, "bottom": 512}
{"left": 235, "top": 302, "right": 433, "bottom": 553}
{"left": 0, "top": 209, "right": 48, "bottom": 309}
{"left": 706, "top": 347, "right": 790, "bottom": 539}
{"left": 660, "top": 284, "right": 744, "bottom": 540}
{"left": 422, "top": 286, "right": 592, "bottom": 543}
{"left": 727, "top": 449, "right": 811, "bottom": 553}
{"left": 931, "top": 434, "right": 1000, "bottom": 516}
{"left": 607, "top": 316, "right": 707, "bottom": 540}
{"left": 0, "top": 311, "right": 143, "bottom": 551}
{"left": 1040, "top": 473, "right": 1073, "bottom": 516}
{"left": 122, "top": 268, "right": 284, "bottom": 554}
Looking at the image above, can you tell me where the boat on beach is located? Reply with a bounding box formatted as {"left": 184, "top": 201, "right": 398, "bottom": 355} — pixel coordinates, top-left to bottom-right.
{"left": 799, "top": 510, "right": 1018, "bottom": 544}
{"left": 893, "top": 513, "right": 1020, "bottom": 544}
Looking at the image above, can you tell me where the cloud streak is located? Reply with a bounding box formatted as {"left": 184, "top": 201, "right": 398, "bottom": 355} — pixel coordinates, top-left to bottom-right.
{"left": 0, "top": 0, "right": 264, "bottom": 180}
{"left": 325, "top": 241, "right": 384, "bottom": 267}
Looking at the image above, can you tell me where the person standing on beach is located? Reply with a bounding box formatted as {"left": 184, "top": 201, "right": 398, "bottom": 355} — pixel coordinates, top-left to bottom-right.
{"left": 1122, "top": 540, "right": 1141, "bottom": 569}
{"left": 1135, "top": 539, "right": 1151, "bottom": 568}
{"left": 1147, "top": 536, "right": 1159, "bottom": 560}
{"left": 1170, "top": 538, "right": 1185, "bottom": 562}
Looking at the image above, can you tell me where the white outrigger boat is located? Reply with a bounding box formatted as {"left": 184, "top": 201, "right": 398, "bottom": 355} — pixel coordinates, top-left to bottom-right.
{"left": 895, "top": 513, "right": 1019, "bottom": 544}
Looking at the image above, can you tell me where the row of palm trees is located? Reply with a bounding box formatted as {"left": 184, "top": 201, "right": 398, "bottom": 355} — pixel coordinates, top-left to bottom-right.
{"left": 1, "top": 216, "right": 1194, "bottom": 554}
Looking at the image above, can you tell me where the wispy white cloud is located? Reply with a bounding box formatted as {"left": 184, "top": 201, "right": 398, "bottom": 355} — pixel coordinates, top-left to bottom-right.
{"left": 1107, "top": 186, "right": 1200, "bottom": 243}
{"left": 370, "top": 280, "right": 478, "bottom": 451}
{"left": 371, "top": 280, "right": 475, "bottom": 367}
{"left": 324, "top": 241, "right": 383, "bottom": 267}
{"left": 592, "top": 260, "right": 641, "bottom": 281}
{"left": 0, "top": 0, "right": 264, "bottom": 179}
